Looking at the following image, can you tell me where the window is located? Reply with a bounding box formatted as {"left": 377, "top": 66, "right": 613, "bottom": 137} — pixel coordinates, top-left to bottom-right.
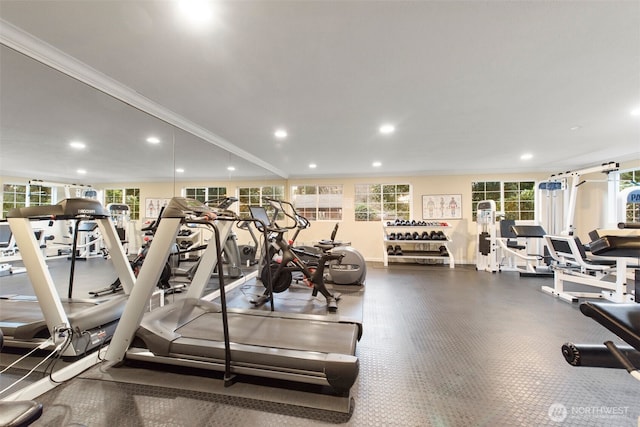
{"left": 619, "top": 168, "right": 640, "bottom": 222}
{"left": 291, "top": 185, "right": 343, "bottom": 221}
{"left": 471, "top": 180, "right": 535, "bottom": 221}
{"left": 237, "top": 185, "right": 285, "bottom": 219}
{"left": 472, "top": 181, "right": 501, "bottom": 218}
{"left": 184, "top": 187, "right": 227, "bottom": 204}
{"left": 2, "top": 184, "right": 27, "bottom": 218}
{"left": 29, "top": 184, "right": 53, "bottom": 207}
{"left": 355, "top": 184, "right": 410, "bottom": 221}
{"left": 104, "top": 189, "right": 123, "bottom": 206}
{"left": 2, "top": 182, "right": 54, "bottom": 218}
{"left": 503, "top": 181, "right": 535, "bottom": 220}
{"left": 105, "top": 188, "right": 140, "bottom": 220}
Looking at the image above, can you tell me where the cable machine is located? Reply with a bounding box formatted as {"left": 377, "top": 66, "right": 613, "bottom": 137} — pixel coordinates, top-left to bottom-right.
{"left": 476, "top": 200, "right": 499, "bottom": 272}
{"left": 537, "top": 162, "right": 619, "bottom": 236}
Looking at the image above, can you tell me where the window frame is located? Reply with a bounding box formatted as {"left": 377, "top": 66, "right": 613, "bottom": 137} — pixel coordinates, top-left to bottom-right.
{"left": 290, "top": 184, "right": 343, "bottom": 221}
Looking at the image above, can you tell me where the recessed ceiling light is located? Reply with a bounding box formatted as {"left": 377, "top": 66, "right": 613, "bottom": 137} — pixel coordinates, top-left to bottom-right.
{"left": 177, "top": 0, "right": 213, "bottom": 23}
{"left": 176, "top": 168, "right": 185, "bottom": 173}
{"left": 309, "top": 163, "right": 317, "bottom": 169}
{"left": 227, "top": 166, "right": 236, "bottom": 171}
{"left": 69, "top": 141, "right": 86, "bottom": 149}
{"left": 146, "top": 136, "right": 161, "bottom": 144}
{"left": 274, "top": 129, "right": 288, "bottom": 139}
{"left": 631, "top": 107, "right": 640, "bottom": 116}
{"left": 569, "top": 126, "right": 581, "bottom": 131}
{"left": 77, "top": 169, "right": 87, "bottom": 174}
{"left": 379, "top": 124, "right": 395, "bottom": 134}
{"left": 372, "top": 161, "right": 382, "bottom": 167}
{"left": 520, "top": 153, "right": 533, "bottom": 160}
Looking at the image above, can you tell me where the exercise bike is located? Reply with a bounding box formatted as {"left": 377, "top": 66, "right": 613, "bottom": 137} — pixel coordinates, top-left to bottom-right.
{"left": 251, "top": 198, "right": 344, "bottom": 312}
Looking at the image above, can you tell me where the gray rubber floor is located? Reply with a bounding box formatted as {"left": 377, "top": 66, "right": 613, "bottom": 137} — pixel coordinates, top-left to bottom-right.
{"left": 3, "top": 260, "right": 640, "bottom": 426}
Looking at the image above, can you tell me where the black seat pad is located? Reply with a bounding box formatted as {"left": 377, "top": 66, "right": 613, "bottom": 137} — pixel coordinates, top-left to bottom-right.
{"left": 589, "top": 235, "right": 640, "bottom": 258}
{"left": 580, "top": 302, "right": 640, "bottom": 351}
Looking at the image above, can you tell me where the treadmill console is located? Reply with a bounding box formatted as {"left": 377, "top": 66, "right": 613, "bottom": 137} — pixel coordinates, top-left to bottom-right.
{"left": 162, "top": 197, "right": 214, "bottom": 218}
{"left": 7, "top": 198, "right": 110, "bottom": 219}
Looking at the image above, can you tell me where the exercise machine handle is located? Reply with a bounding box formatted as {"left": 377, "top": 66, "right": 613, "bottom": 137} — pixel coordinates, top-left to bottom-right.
{"left": 262, "top": 197, "right": 306, "bottom": 231}
{"left": 618, "top": 222, "right": 640, "bottom": 229}
{"left": 604, "top": 341, "right": 640, "bottom": 375}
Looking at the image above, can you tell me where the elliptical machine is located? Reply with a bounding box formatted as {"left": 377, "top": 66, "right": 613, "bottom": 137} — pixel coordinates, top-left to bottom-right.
{"left": 205, "top": 197, "right": 243, "bottom": 279}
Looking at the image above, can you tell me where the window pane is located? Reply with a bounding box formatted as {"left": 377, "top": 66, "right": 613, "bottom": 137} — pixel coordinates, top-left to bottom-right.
{"left": 520, "top": 211, "right": 535, "bottom": 221}
{"left": 504, "top": 182, "right": 518, "bottom": 191}
{"left": 472, "top": 182, "right": 485, "bottom": 192}
{"left": 486, "top": 191, "right": 500, "bottom": 201}
{"left": 520, "top": 181, "right": 535, "bottom": 191}
{"left": 485, "top": 182, "right": 500, "bottom": 191}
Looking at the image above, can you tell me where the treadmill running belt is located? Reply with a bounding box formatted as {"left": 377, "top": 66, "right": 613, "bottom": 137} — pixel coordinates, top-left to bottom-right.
{"left": 0, "top": 299, "right": 97, "bottom": 339}
{"left": 176, "top": 313, "right": 358, "bottom": 355}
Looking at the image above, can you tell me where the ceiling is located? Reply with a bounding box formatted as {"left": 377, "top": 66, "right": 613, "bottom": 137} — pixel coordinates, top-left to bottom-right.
{"left": 1, "top": 1, "right": 639, "bottom": 185}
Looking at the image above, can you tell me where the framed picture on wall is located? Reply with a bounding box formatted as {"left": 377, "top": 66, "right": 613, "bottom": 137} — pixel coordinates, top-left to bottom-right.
{"left": 145, "top": 198, "right": 170, "bottom": 218}
{"left": 422, "top": 194, "right": 462, "bottom": 220}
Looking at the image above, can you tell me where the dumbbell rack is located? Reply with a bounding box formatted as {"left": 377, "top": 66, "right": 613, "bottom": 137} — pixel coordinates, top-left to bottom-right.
{"left": 382, "top": 221, "right": 455, "bottom": 268}
{"left": 176, "top": 227, "right": 201, "bottom": 260}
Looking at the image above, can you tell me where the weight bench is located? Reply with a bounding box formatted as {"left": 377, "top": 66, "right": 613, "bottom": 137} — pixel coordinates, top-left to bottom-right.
{"left": 497, "top": 221, "right": 552, "bottom": 276}
{"left": 562, "top": 300, "right": 640, "bottom": 382}
{"left": 543, "top": 234, "right": 639, "bottom": 303}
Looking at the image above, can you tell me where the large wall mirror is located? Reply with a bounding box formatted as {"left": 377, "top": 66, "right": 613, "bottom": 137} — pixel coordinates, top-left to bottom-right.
{"left": 0, "top": 44, "right": 278, "bottom": 184}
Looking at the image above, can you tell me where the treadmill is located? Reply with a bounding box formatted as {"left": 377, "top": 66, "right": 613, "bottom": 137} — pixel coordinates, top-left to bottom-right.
{"left": 2, "top": 198, "right": 136, "bottom": 355}
{"left": 106, "top": 197, "right": 362, "bottom": 395}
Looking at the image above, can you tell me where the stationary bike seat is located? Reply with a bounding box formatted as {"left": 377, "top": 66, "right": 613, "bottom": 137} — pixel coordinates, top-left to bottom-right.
{"left": 316, "top": 239, "right": 351, "bottom": 251}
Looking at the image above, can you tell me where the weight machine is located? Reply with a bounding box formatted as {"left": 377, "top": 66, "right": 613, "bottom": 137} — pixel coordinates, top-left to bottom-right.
{"left": 537, "top": 161, "right": 619, "bottom": 236}
{"left": 107, "top": 203, "right": 131, "bottom": 253}
{"left": 476, "top": 200, "right": 499, "bottom": 272}
{"left": 476, "top": 200, "right": 551, "bottom": 275}
{"left": 539, "top": 162, "right": 640, "bottom": 303}
{"left": 496, "top": 220, "right": 553, "bottom": 277}
{"left": 542, "top": 232, "right": 637, "bottom": 303}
